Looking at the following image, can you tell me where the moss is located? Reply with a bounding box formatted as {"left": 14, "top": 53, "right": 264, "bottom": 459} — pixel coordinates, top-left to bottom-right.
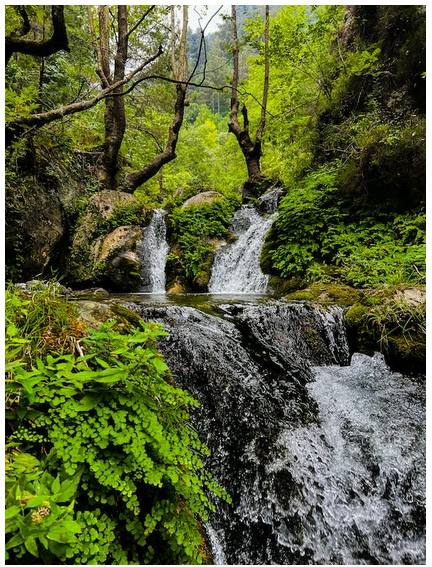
{"left": 344, "top": 303, "right": 369, "bottom": 326}
{"left": 109, "top": 303, "right": 143, "bottom": 329}
{"left": 387, "top": 334, "right": 425, "bottom": 373}
{"left": 286, "top": 283, "right": 361, "bottom": 306}
{"left": 344, "top": 288, "right": 425, "bottom": 372}
{"left": 269, "top": 276, "right": 305, "bottom": 296}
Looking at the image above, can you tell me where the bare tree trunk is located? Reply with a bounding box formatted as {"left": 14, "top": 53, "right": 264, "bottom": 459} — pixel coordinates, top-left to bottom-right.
{"left": 97, "top": 6, "right": 128, "bottom": 189}
{"left": 5, "top": 6, "right": 69, "bottom": 65}
{"left": 228, "top": 6, "right": 271, "bottom": 201}
{"left": 120, "top": 6, "right": 189, "bottom": 193}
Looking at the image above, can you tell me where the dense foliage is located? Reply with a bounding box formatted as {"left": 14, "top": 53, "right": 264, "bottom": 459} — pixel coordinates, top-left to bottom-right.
{"left": 261, "top": 164, "right": 426, "bottom": 287}
{"left": 167, "top": 198, "right": 237, "bottom": 291}
{"left": 257, "top": 5, "right": 425, "bottom": 288}
{"left": 6, "top": 284, "right": 229, "bottom": 564}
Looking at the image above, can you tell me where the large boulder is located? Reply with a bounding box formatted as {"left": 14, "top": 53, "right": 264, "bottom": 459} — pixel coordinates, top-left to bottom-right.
{"left": 6, "top": 180, "right": 64, "bottom": 279}
{"left": 67, "top": 191, "right": 144, "bottom": 289}
{"left": 92, "top": 226, "right": 143, "bottom": 291}
{"left": 181, "top": 191, "right": 223, "bottom": 209}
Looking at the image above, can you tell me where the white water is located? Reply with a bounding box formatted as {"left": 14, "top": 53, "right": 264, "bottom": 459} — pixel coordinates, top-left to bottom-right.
{"left": 138, "top": 209, "right": 169, "bottom": 293}
{"left": 209, "top": 206, "right": 275, "bottom": 294}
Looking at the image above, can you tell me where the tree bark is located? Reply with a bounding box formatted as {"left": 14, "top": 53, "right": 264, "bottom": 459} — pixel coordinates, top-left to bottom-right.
{"left": 98, "top": 6, "right": 128, "bottom": 189}
{"left": 120, "top": 6, "right": 189, "bottom": 193}
{"left": 5, "top": 6, "right": 69, "bottom": 65}
{"left": 228, "top": 6, "right": 270, "bottom": 200}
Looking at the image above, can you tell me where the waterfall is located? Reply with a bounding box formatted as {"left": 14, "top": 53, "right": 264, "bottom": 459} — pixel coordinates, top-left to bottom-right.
{"left": 138, "top": 209, "right": 168, "bottom": 293}
{"left": 131, "top": 300, "right": 425, "bottom": 565}
{"left": 209, "top": 206, "right": 275, "bottom": 294}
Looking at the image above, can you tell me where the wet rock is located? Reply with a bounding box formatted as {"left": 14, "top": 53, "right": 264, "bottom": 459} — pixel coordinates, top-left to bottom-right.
{"left": 255, "top": 188, "right": 285, "bottom": 213}
{"left": 127, "top": 299, "right": 425, "bottom": 565}
{"left": 70, "top": 287, "right": 109, "bottom": 300}
{"left": 181, "top": 191, "right": 224, "bottom": 209}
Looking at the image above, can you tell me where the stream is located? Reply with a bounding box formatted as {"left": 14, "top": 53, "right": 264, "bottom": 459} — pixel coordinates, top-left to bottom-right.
{"left": 117, "top": 294, "right": 426, "bottom": 565}
{"left": 124, "top": 201, "right": 425, "bottom": 564}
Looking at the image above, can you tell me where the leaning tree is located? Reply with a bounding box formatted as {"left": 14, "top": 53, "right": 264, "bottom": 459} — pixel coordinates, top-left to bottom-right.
{"left": 229, "top": 5, "right": 271, "bottom": 201}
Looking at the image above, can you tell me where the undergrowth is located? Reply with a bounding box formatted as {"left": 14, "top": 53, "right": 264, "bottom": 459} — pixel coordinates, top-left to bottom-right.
{"left": 262, "top": 163, "right": 425, "bottom": 288}
{"left": 168, "top": 199, "right": 236, "bottom": 290}
{"left": 5, "top": 284, "right": 230, "bottom": 564}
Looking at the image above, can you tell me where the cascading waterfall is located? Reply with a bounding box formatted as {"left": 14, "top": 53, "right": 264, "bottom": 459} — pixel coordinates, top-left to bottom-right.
{"left": 209, "top": 206, "right": 276, "bottom": 294}
{"left": 138, "top": 209, "right": 169, "bottom": 293}
{"left": 131, "top": 300, "right": 425, "bottom": 565}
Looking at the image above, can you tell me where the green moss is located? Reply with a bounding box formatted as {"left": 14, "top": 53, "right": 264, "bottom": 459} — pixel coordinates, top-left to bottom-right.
{"left": 168, "top": 199, "right": 235, "bottom": 291}
{"left": 109, "top": 303, "right": 143, "bottom": 329}
{"left": 344, "top": 288, "right": 425, "bottom": 372}
{"left": 387, "top": 334, "right": 425, "bottom": 373}
{"left": 286, "top": 283, "right": 361, "bottom": 306}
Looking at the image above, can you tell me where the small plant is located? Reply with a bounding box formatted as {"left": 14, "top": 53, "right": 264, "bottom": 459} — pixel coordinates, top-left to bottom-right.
{"left": 6, "top": 287, "right": 230, "bottom": 564}
{"left": 169, "top": 200, "right": 236, "bottom": 289}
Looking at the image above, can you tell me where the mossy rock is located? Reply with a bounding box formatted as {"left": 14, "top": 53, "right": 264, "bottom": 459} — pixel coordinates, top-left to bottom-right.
{"left": 387, "top": 334, "right": 425, "bottom": 373}
{"left": 66, "top": 191, "right": 143, "bottom": 287}
{"left": 75, "top": 300, "right": 144, "bottom": 332}
{"left": 268, "top": 276, "right": 305, "bottom": 296}
{"left": 109, "top": 303, "right": 144, "bottom": 328}
{"left": 344, "top": 289, "right": 425, "bottom": 373}
{"left": 286, "top": 283, "right": 361, "bottom": 306}
{"left": 181, "top": 191, "right": 224, "bottom": 209}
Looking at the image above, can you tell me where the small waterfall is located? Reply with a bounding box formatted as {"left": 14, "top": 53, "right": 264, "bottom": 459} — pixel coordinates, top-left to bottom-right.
{"left": 138, "top": 209, "right": 168, "bottom": 293}
{"left": 131, "top": 300, "right": 425, "bottom": 565}
{"left": 209, "top": 206, "right": 275, "bottom": 294}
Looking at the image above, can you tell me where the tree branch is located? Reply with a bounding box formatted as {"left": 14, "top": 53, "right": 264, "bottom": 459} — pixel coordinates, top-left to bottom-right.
{"left": 6, "top": 45, "right": 163, "bottom": 144}
{"left": 10, "top": 6, "right": 31, "bottom": 38}
{"left": 5, "top": 6, "right": 69, "bottom": 65}
{"left": 127, "top": 6, "right": 155, "bottom": 39}
{"left": 121, "top": 7, "right": 189, "bottom": 192}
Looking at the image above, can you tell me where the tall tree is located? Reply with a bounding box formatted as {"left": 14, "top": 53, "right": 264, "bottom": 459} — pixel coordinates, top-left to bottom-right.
{"left": 120, "top": 5, "right": 189, "bottom": 193}
{"left": 89, "top": 5, "right": 130, "bottom": 189}
{"left": 229, "top": 5, "right": 270, "bottom": 200}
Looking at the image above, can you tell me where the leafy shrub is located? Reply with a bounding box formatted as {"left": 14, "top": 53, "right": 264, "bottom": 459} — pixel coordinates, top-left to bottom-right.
{"left": 168, "top": 200, "right": 236, "bottom": 290}
{"left": 95, "top": 200, "right": 152, "bottom": 238}
{"left": 262, "top": 164, "right": 425, "bottom": 288}
{"left": 6, "top": 287, "right": 229, "bottom": 564}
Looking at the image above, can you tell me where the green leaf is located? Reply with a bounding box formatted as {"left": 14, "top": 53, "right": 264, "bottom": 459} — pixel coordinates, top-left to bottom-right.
{"left": 47, "top": 527, "right": 77, "bottom": 544}
{"left": 51, "top": 476, "right": 61, "bottom": 494}
{"left": 24, "top": 536, "right": 38, "bottom": 557}
{"left": 74, "top": 394, "right": 101, "bottom": 412}
{"left": 5, "top": 505, "right": 21, "bottom": 519}
{"left": 6, "top": 532, "right": 24, "bottom": 549}
{"left": 152, "top": 357, "right": 168, "bottom": 374}
{"left": 26, "top": 495, "right": 48, "bottom": 508}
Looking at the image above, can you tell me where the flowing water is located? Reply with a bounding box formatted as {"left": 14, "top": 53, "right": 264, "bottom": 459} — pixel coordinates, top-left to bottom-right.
{"left": 120, "top": 196, "right": 424, "bottom": 564}
{"left": 122, "top": 298, "right": 425, "bottom": 565}
{"left": 137, "top": 209, "right": 169, "bottom": 293}
{"left": 209, "top": 206, "right": 276, "bottom": 294}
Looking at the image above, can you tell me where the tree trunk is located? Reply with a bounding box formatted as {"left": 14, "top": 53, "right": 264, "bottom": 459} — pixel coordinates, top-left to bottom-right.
{"left": 121, "top": 83, "right": 187, "bottom": 192}
{"left": 98, "top": 6, "right": 128, "bottom": 189}
{"left": 120, "top": 6, "right": 189, "bottom": 193}
{"left": 228, "top": 6, "right": 271, "bottom": 201}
